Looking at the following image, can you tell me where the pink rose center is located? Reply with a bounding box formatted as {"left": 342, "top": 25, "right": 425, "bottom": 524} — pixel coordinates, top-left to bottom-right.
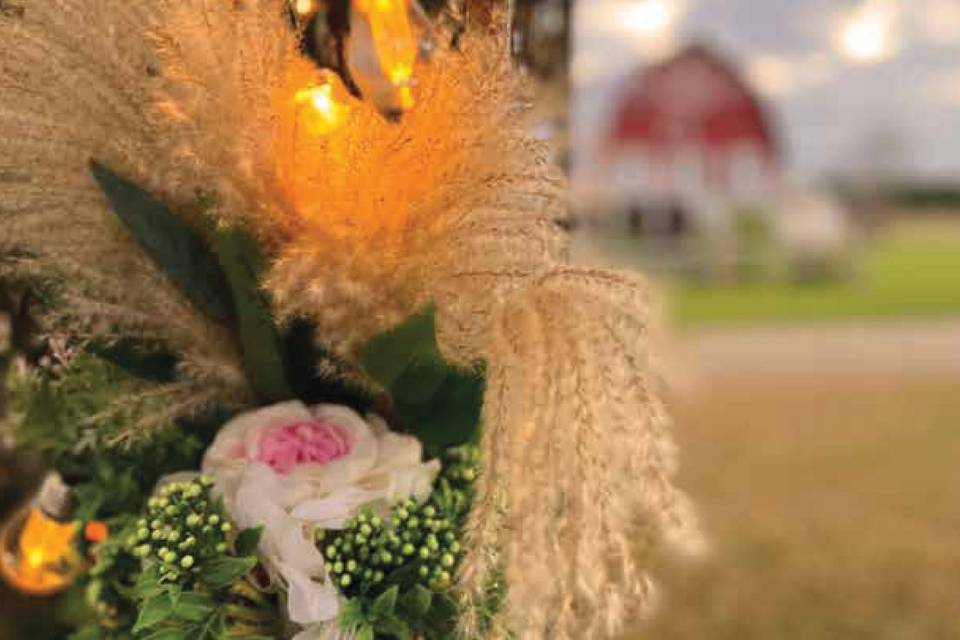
{"left": 256, "top": 419, "right": 354, "bottom": 475}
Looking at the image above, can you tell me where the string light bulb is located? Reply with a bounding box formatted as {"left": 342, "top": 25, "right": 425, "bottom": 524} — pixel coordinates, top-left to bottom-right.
{"left": 295, "top": 70, "right": 351, "bottom": 136}
{"left": 294, "top": 0, "right": 314, "bottom": 16}
{"left": 0, "top": 473, "right": 81, "bottom": 596}
{"left": 348, "top": 0, "right": 419, "bottom": 118}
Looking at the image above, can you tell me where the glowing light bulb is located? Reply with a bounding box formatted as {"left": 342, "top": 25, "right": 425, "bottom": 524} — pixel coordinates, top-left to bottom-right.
{"left": 0, "top": 473, "right": 80, "bottom": 596}
{"left": 837, "top": 3, "right": 897, "bottom": 63}
{"left": 295, "top": 71, "right": 350, "bottom": 136}
{"left": 349, "top": 0, "right": 419, "bottom": 117}
{"left": 621, "top": 0, "right": 672, "bottom": 35}
{"left": 294, "top": 0, "right": 313, "bottom": 16}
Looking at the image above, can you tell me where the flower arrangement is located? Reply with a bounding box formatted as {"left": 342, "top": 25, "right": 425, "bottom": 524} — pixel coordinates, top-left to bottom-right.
{"left": 0, "top": 0, "right": 701, "bottom": 638}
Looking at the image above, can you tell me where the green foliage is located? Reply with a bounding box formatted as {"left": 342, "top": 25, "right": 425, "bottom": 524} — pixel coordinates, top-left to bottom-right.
{"left": 89, "top": 164, "right": 378, "bottom": 412}
{"left": 76, "top": 515, "right": 143, "bottom": 635}
{"left": 128, "top": 477, "right": 256, "bottom": 591}
{"left": 87, "top": 339, "right": 178, "bottom": 384}
{"left": 325, "top": 446, "right": 480, "bottom": 639}
{"left": 82, "top": 477, "right": 278, "bottom": 640}
{"left": 214, "top": 228, "right": 293, "bottom": 404}
{"left": 7, "top": 353, "right": 204, "bottom": 520}
{"left": 283, "top": 318, "right": 373, "bottom": 409}
{"left": 90, "top": 162, "right": 234, "bottom": 322}
{"left": 361, "top": 308, "right": 485, "bottom": 456}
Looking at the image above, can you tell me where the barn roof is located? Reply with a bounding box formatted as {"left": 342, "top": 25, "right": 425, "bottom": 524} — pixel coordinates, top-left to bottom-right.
{"left": 608, "top": 44, "right": 780, "bottom": 158}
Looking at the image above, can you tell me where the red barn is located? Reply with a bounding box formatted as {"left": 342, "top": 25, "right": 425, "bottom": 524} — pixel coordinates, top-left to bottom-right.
{"left": 603, "top": 44, "right": 781, "bottom": 236}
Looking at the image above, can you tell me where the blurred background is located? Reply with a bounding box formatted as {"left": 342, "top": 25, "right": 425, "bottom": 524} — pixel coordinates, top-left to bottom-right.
{"left": 517, "top": 0, "right": 960, "bottom": 638}
{"left": 3, "top": 0, "right": 960, "bottom": 638}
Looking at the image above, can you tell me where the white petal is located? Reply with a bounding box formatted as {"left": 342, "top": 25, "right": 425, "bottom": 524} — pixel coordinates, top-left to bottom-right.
{"left": 234, "top": 464, "right": 325, "bottom": 573}
{"left": 387, "top": 459, "right": 442, "bottom": 504}
{"left": 279, "top": 561, "right": 340, "bottom": 624}
{"left": 280, "top": 406, "right": 380, "bottom": 498}
{"left": 203, "top": 401, "right": 313, "bottom": 507}
{"left": 373, "top": 431, "right": 424, "bottom": 469}
{"left": 291, "top": 485, "right": 386, "bottom": 528}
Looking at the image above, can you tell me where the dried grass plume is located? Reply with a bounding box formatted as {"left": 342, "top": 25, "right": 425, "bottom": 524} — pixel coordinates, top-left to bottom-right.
{"left": 0, "top": 0, "right": 700, "bottom": 635}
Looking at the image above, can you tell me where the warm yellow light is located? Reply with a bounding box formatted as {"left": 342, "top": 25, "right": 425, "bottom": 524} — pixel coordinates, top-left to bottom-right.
{"left": 620, "top": 0, "right": 672, "bottom": 36}
{"left": 0, "top": 506, "right": 79, "bottom": 596}
{"left": 352, "top": 0, "right": 418, "bottom": 110}
{"left": 294, "top": 0, "right": 313, "bottom": 16}
{"left": 837, "top": 3, "right": 897, "bottom": 63}
{"left": 295, "top": 71, "right": 350, "bottom": 136}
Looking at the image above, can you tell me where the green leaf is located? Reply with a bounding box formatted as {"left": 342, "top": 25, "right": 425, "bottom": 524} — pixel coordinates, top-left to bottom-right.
{"left": 338, "top": 598, "right": 367, "bottom": 630}
{"left": 283, "top": 318, "right": 372, "bottom": 408}
{"left": 173, "top": 591, "right": 216, "bottom": 623}
{"left": 135, "top": 565, "right": 165, "bottom": 600}
{"left": 355, "top": 625, "right": 375, "bottom": 640}
{"left": 141, "top": 629, "right": 191, "bottom": 640}
{"left": 371, "top": 585, "right": 399, "bottom": 619}
{"left": 66, "top": 626, "right": 105, "bottom": 640}
{"left": 374, "top": 613, "right": 413, "bottom": 640}
{"left": 361, "top": 307, "right": 485, "bottom": 455}
{"left": 200, "top": 555, "right": 257, "bottom": 590}
{"left": 423, "top": 592, "right": 459, "bottom": 630}
{"left": 133, "top": 593, "right": 175, "bottom": 633}
{"left": 401, "top": 584, "right": 433, "bottom": 617}
{"left": 88, "top": 339, "right": 178, "bottom": 383}
{"left": 89, "top": 161, "right": 234, "bottom": 322}
{"left": 215, "top": 227, "right": 292, "bottom": 403}
{"left": 234, "top": 526, "right": 264, "bottom": 557}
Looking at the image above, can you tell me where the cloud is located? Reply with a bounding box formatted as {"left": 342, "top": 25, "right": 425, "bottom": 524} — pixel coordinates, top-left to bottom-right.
{"left": 747, "top": 52, "right": 838, "bottom": 97}
{"left": 913, "top": 0, "right": 960, "bottom": 45}
{"left": 575, "top": 0, "right": 690, "bottom": 60}
{"left": 929, "top": 68, "right": 960, "bottom": 106}
{"left": 832, "top": 0, "right": 902, "bottom": 63}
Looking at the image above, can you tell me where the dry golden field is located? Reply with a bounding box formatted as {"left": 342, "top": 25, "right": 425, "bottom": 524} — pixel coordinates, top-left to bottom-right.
{"left": 630, "top": 374, "right": 960, "bottom": 640}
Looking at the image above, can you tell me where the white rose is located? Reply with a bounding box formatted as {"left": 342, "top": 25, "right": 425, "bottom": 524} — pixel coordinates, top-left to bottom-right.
{"left": 201, "top": 401, "right": 440, "bottom": 628}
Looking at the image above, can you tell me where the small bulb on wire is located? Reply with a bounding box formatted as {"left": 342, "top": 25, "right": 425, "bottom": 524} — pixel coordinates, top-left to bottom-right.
{"left": 295, "top": 70, "right": 351, "bottom": 136}
{"left": 294, "top": 0, "right": 314, "bottom": 17}
{"left": 348, "top": 0, "right": 420, "bottom": 119}
{"left": 0, "top": 473, "right": 81, "bottom": 596}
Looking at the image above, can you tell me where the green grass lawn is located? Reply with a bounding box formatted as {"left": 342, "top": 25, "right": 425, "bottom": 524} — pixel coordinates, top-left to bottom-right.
{"left": 575, "top": 217, "right": 960, "bottom": 327}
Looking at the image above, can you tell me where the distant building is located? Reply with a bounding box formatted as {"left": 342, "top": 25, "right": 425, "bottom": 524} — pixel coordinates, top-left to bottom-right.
{"left": 601, "top": 44, "right": 781, "bottom": 238}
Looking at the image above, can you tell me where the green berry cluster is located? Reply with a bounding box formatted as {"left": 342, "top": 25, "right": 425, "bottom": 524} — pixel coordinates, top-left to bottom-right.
{"left": 318, "top": 445, "right": 479, "bottom": 598}
{"left": 125, "top": 475, "right": 232, "bottom": 584}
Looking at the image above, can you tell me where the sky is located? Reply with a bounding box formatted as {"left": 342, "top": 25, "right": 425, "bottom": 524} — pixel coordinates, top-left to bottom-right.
{"left": 572, "top": 0, "right": 960, "bottom": 182}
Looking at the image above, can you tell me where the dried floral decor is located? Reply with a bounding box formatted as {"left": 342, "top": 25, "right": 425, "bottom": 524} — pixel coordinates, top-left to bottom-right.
{"left": 0, "top": 1, "right": 700, "bottom": 638}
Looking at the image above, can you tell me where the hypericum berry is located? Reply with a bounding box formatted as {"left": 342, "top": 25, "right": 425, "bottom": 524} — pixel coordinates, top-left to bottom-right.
{"left": 180, "top": 556, "right": 195, "bottom": 569}
{"left": 441, "top": 553, "right": 455, "bottom": 568}
{"left": 340, "top": 574, "right": 352, "bottom": 588}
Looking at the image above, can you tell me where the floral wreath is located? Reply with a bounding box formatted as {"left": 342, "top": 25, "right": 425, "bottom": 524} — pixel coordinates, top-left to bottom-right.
{"left": 0, "top": 1, "right": 700, "bottom": 638}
